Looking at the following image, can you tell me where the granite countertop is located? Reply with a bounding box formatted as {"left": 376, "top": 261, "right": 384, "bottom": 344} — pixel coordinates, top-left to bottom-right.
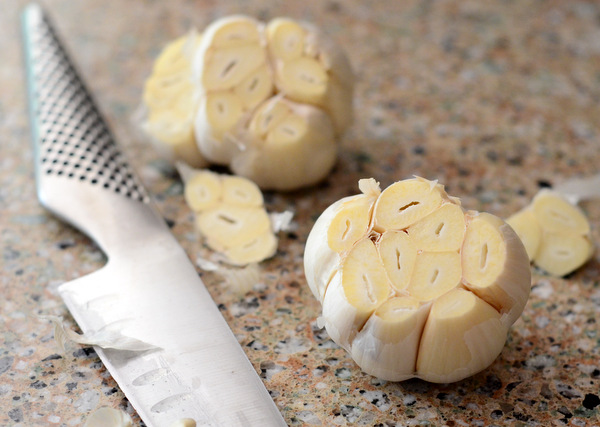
{"left": 2, "top": 0, "right": 600, "bottom": 425}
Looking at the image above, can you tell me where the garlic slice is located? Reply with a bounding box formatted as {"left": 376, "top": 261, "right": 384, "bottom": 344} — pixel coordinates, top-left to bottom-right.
{"left": 304, "top": 177, "right": 531, "bottom": 383}
{"left": 507, "top": 189, "right": 594, "bottom": 276}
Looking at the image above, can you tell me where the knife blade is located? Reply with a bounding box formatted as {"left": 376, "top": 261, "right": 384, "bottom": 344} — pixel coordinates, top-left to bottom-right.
{"left": 21, "top": 3, "right": 287, "bottom": 426}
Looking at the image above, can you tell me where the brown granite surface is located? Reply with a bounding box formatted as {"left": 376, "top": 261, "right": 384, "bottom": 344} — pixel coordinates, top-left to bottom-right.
{"left": 2, "top": 0, "right": 600, "bottom": 425}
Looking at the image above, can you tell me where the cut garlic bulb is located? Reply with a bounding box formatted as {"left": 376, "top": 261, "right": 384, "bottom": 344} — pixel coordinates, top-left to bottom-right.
{"left": 141, "top": 33, "right": 208, "bottom": 168}
{"left": 143, "top": 15, "right": 353, "bottom": 191}
{"left": 179, "top": 165, "right": 278, "bottom": 265}
{"left": 507, "top": 189, "right": 594, "bottom": 276}
{"left": 304, "top": 177, "right": 531, "bottom": 383}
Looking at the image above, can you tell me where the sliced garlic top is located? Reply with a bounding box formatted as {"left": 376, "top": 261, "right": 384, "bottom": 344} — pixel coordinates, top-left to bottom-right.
{"left": 143, "top": 15, "right": 354, "bottom": 191}
{"left": 507, "top": 189, "right": 594, "bottom": 276}
{"left": 304, "top": 177, "right": 531, "bottom": 383}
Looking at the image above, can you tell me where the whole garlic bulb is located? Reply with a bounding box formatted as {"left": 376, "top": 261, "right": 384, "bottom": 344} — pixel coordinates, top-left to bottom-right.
{"left": 142, "top": 16, "right": 354, "bottom": 191}
{"left": 304, "top": 177, "right": 531, "bottom": 383}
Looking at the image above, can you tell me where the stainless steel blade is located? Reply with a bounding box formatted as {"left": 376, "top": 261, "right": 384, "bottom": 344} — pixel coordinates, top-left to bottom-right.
{"left": 22, "top": 4, "right": 287, "bottom": 426}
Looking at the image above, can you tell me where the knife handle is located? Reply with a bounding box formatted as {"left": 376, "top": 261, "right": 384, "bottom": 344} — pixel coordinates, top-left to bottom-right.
{"left": 23, "top": 4, "right": 170, "bottom": 258}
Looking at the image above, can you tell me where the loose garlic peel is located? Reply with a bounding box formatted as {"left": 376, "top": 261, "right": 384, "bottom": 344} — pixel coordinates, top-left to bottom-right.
{"left": 304, "top": 177, "right": 531, "bottom": 383}
{"left": 142, "top": 15, "right": 353, "bottom": 191}
{"left": 507, "top": 189, "right": 594, "bottom": 277}
{"left": 179, "top": 164, "right": 277, "bottom": 266}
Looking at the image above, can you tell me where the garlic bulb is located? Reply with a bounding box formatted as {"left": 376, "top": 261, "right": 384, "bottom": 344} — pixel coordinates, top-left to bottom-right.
{"left": 304, "top": 177, "right": 531, "bottom": 383}
{"left": 507, "top": 189, "right": 594, "bottom": 276}
{"left": 179, "top": 163, "right": 277, "bottom": 265}
{"left": 142, "top": 16, "right": 354, "bottom": 191}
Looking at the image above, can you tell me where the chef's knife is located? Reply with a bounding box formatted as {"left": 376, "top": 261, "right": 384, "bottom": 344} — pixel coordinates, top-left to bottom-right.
{"left": 22, "top": 4, "right": 287, "bottom": 426}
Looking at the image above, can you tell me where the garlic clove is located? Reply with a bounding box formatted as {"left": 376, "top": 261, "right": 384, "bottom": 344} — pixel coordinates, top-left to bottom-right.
{"left": 408, "top": 251, "right": 462, "bottom": 302}
{"left": 221, "top": 175, "right": 264, "bottom": 207}
{"left": 461, "top": 212, "right": 531, "bottom": 326}
{"left": 224, "top": 230, "right": 278, "bottom": 266}
{"left": 194, "top": 91, "right": 245, "bottom": 164}
{"left": 351, "top": 297, "right": 430, "bottom": 381}
{"left": 276, "top": 56, "right": 329, "bottom": 105}
{"left": 416, "top": 288, "right": 508, "bottom": 383}
{"left": 142, "top": 34, "right": 207, "bottom": 168}
{"left": 233, "top": 64, "right": 274, "bottom": 110}
{"left": 377, "top": 230, "right": 417, "bottom": 293}
{"left": 533, "top": 232, "right": 594, "bottom": 277}
{"left": 195, "top": 205, "right": 271, "bottom": 252}
{"left": 532, "top": 189, "right": 590, "bottom": 234}
{"left": 373, "top": 177, "right": 446, "bottom": 232}
{"left": 321, "top": 237, "right": 391, "bottom": 348}
{"left": 183, "top": 170, "right": 223, "bottom": 212}
{"left": 326, "top": 194, "right": 375, "bottom": 253}
{"left": 408, "top": 202, "right": 465, "bottom": 252}
{"left": 266, "top": 18, "right": 305, "bottom": 61}
{"left": 506, "top": 208, "right": 541, "bottom": 261}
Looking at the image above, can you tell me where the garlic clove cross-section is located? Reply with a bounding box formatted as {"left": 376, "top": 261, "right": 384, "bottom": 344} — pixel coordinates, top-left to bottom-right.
{"left": 141, "top": 33, "right": 208, "bottom": 168}
{"left": 507, "top": 189, "right": 594, "bottom": 276}
{"left": 304, "top": 177, "right": 531, "bottom": 383}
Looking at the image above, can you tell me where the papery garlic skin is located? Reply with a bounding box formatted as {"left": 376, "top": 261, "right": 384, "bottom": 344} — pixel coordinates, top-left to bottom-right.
{"left": 143, "top": 15, "right": 354, "bottom": 191}
{"left": 304, "top": 177, "right": 531, "bottom": 383}
{"left": 507, "top": 189, "right": 594, "bottom": 276}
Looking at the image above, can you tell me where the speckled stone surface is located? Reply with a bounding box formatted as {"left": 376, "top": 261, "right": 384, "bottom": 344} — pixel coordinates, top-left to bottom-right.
{"left": 1, "top": 0, "right": 600, "bottom": 425}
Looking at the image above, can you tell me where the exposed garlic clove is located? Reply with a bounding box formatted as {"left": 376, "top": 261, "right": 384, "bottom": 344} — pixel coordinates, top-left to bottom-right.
{"left": 532, "top": 189, "right": 590, "bottom": 234}
{"left": 408, "top": 202, "right": 465, "bottom": 252}
{"left": 321, "top": 237, "right": 391, "bottom": 349}
{"left": 233, "top": 64, "right": 274, "bottom": 110}
{"left": 194, "top": 91, "right": 245, "bottom": 164}
{"left": 373, "top": 177, "right": 446, "bottom": 232}
{"left": 183, "top": 170, "right": 223, "bottom": 212}
{"left": 408, "top": 251, "right": 462, "bottom": 302}
{"left": 416, "top": 288, "right": 508, "bottom": 383}
{"left": 266, "top": 18, "right": 305, "bottom": 61}
{"left": 377, "top": 230, "right": 417, "bottom": 293}
{"left": 326, "top": 194, "right": 375, "bottom": 253}
{"left": 506, "top": 189, "right": 593, "bottom": 277}
{"left": 305, "top": 177, "right": 531, "bottom": 383}
{"left": 304, "top": 180, "right": 380, "bottom": 301}
{"left": 461, "top": 212, "right": 531, "bottom": 326}
{"left": 506, "top": 208, "right": 541, "bottom": 261}
{"left": 224, "top": 230, "right": 278, "bottom": 266}
{"left": 142, "top": 33, "right": 207, "bottom": 168}
{"left": 221, "top": 175, "right": 264, "bottom": 207}
{"left": 534, "top": 232, "right": 594, "bottom": 277}
{"left": 230, "top": 98, "right": 337, "bottom": 191}
{"left": 196, "top": 205, "right": 271, "bottom": 252}
{"left": 351, "top": 297, "right": 429, "bottom": 381}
